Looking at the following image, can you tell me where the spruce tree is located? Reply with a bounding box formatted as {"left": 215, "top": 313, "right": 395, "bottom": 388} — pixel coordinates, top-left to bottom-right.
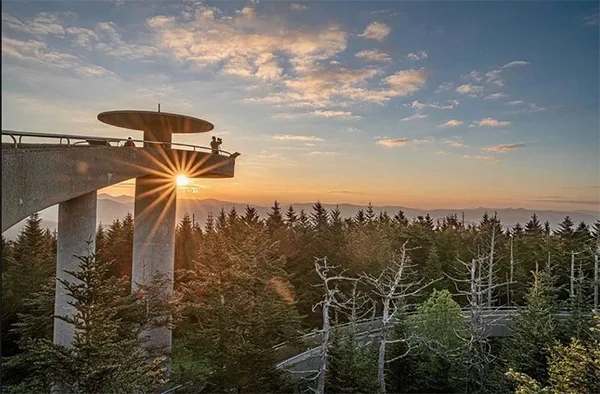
{"left": 4, "top": 252, "right": 170, "bottom": 393}
{"left": 505, "top": 266, "right": 558, "bottom": 385}
{"left": 325, "top": 329, "right": 379, "bottom": 394}
{"left": 2, "top": 213, "right": 55, "bottom": 356}
{"left": 175, "top": 213, "right": 197, "bottom": 271}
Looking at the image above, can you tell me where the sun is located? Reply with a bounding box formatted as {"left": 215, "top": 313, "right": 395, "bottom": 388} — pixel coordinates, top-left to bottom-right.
{"left": 176, "top": 174, "right": 190, "bottom": 187}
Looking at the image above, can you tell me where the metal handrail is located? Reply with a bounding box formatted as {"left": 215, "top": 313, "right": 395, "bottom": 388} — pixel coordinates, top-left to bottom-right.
{"left": 1, "top": 129, "right": 233, "bottom": 156}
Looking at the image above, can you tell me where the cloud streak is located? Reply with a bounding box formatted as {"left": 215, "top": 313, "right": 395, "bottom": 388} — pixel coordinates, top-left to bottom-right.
{"left": 355, "top": 49, "right": 391, "bottom": 62}
{"left": 273, "top": 134, "right": 324, "bottom": 142}
{"left": 463, "top": 155, "right": 500, "bottom": 163}
{"left": 483, "top": 143, "right": 526, "bottom": 152}
{"left": 438, "top": 119, "right": 463, "bottom": 128}
{"left": 377, "top": 138, "right": 408, "bottom": 147}
{"left": 469, "top": 117, "right": 511, "bottom": 128}
{"left": 456, "top": 84, "right": 484, "bottom": 96}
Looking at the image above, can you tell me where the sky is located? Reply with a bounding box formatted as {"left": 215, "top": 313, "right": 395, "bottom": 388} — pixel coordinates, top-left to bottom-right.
{"left": 2, "top": 1, "right": 599, "bottom": 211}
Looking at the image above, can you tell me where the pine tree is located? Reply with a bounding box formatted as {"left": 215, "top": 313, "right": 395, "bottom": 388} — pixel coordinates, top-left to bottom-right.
{"left": 365, "top": 202, "right": 376, "bottom": 223}
{"left": 406, "top": 290, "right": 465, "bottom": 393}
{"left": 393, "top": 210, "right": 409, "bottom": 228}
{"left": 325, "top": 329, "right": 379, "bottom": 394}
{"left": 175, "top": 223, "right": 301, "bottom": 392}
{"left": 266, "top": 201, "right": 285, "bottom": 235}
{"left": 507, "top": 312, "right": 600, "bottom": 394}
{"left": 2, "top": 214, "right": 55, "bottom": 356}
{"left": 4, "top": 252, "right": 170, "bottom": 393}
{"left": 505, "top": 266, "right": 558, "bottom": 385}
{"left": 215, "top": 208, "right": 228, "bottom": 233}
{"left": 175, "top": 214, "right": 197, "bottom": 271}
{"left": 424, "top": 244, "right": 443, "bottom": 283}
{"left": 285, "top": 205, "right": 298, "bottom": 228}
{"left": 311, "top": 202, "right": 329, "bottom": 232}
{"left": 204, "top": 212, "right": 215, "bottom": 234}
{"left": 242, "top": 206, "right": 261, "bottom": 229}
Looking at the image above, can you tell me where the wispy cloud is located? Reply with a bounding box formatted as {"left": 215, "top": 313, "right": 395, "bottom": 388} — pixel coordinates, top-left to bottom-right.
{"left": 308, "top": 151, "right": 339, "bottom": 156}
{"left": 290, "top": 3, "right": 309, "bottom": 11}
{"left": 408, "top": 99, "right": 459, "bottom": 110}
{"left": 400, "top": 113, "right": 428, "bottom": 121}
{"left": 501, "top": 60, "right": 530, "bottom": 69}
{"left": 376, "top": 136, "right": 434, "bottom": 147}
{"left": 456, "top": 84, "right": 484, "bottom": 96}
{"left": 469, "top": 117, "right": 511, "bottom": 128}
{"left": 463, "top": 70, "right": 482, "bottom": 82}
{"left": 2, "top": 36, "right": 113, "bottom": 77}
{"left": 484, "top": 93, "right": 507, "bottom": 100}
{"left": 506, "top": 100, "right": 524, "bottom": 106}
{"left": 483, "top": 143, "right": 526, "bottom": 152}
{"left": 355, "top": 49, "right": 391, "bottom": 62}
{"left": 329, "top": 190, "right": 366, "bottom": 195}
{"left": 2, "top": 12, "right": 69, "bottom": 36}
{"left": 148, "top": 4, "right": 346, "bottom": 83}
{"left": 407, "top": 51, "right": 428, "bottom": 61}
{"left": 435, "top": 82, "right": 454, "bottom": 93}
{"left": 462, "top": 155, "right": 500, "bottom": 163}
{"left": 482, "top": 60, "right": 530, "bottom": 87}
{"left": 249, "top": 66, "right": 428, "bottom": 108}
{"left": 377, "top": 138, "right": 409, "bottom": 147}
{"left": 311, "top": 110, "right": 362, "bottom": 120}
{"left": 583, "top": 9, "right": 599, "bottom": 26}
{"left": 273, "top": 134, "right": 324, "bottom": 142}
{"left": 438, "top": 119, "right": 463, "bottom": 128}
{"left": 273, "top": 110, "right": 361, "bottom": 120}
{"left": 341, "top": 127, "right": 362, "bottom": 133}
{"left": 358, "top": 21, "right": 391, "bottom": 41}
{"left": 444, "top": 139, "right": 468, "bottom": 148}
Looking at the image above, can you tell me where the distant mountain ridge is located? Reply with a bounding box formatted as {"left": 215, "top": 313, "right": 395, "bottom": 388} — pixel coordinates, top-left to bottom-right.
{"left": 3, "top": 193, "right": 598, "bottom": 240}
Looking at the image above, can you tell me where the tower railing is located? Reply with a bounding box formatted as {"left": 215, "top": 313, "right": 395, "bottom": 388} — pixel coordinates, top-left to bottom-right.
{"left": 1, "top": 130, "right": 233, "bottom": 156}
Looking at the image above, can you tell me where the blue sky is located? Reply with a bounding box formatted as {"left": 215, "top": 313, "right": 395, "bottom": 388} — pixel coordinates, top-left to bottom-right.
{"left": 2, "top": 1, "right": 599, "bottom": 210}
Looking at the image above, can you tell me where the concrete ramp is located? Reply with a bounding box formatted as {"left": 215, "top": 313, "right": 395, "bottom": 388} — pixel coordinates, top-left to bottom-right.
{"left": 1, "top": 144, "right": 236, "bottom": 232}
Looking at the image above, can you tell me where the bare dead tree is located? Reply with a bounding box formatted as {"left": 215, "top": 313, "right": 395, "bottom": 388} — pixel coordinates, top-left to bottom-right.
{"left": 361, "top": 242, "right": 437, "bottom": 394}
{"left": 336, "top": 280, "right": 377, "bottom": 332}
{"left": 445, "top": 256, "right": 511, "bottom": 394}
{"left": 310, "top": 257, "right": 357, "bottom": 394}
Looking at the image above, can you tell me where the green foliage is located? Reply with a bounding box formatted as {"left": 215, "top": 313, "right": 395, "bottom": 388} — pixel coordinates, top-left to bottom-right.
{"left": 390, "top": 290, "right": 465, "bottom": 394}
{"left": 505, "top": 266, "right": 558, "bottom": 385}
{"left": 326, "top": 330, "right": 380, "bottom": 394}
{"left": 174, "top": 222, "right": 302, "bottom": 392}
{"left": 3, "top": 252, "right": 171, "bottom": 393}
{"left": 507, "top": 312, "right": 600, "bottom": 394}
{"left": 2, "top": 213, "right": 55, "bottom": 356}
{"left": 411, "top": 289, "right": 465, "bottom": 350}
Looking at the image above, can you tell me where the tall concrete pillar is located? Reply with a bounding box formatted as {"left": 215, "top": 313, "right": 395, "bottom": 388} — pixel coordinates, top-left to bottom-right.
{"left": 54, "top": 191, "right": 97, "bottom": 347}
{"left": 132, "top": 174, "right": 176, "bottom": 352}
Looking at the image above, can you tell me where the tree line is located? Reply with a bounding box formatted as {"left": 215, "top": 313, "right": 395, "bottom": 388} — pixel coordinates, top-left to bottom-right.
{"left": 1, "top": 202, "right": 599, "bottom": 393}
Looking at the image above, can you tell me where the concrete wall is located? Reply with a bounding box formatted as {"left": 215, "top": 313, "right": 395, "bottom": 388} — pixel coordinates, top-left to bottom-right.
{"left": 1, "top": 145, "right": 237, "bottom": 232}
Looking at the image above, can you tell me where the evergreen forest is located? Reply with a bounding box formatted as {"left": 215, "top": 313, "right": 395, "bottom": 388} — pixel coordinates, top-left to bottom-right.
{"left": 2, "top": 202, "right": 599, "bottom": 394}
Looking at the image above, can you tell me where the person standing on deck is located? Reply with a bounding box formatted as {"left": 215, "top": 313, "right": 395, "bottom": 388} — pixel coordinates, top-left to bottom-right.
{"left": 210, "top": 136, "right": 222, "bottom": 155}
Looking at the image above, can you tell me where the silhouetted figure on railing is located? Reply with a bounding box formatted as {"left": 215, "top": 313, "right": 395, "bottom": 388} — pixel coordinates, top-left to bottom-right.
{"left": 210, "top": 136, "right": 222, "bottom": 155}
{"left": 123, "top": 137, "right": 136, "bottom": 147}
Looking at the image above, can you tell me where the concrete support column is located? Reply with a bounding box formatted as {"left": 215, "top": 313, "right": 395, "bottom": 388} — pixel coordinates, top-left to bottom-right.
{"left": 53, "top": 191, "right": 97, "bottom": 347}
{"left": 144, "top": 128, "right": 172, "bottom": 149}
{"left": 132, "top": 174, "right": 176, "bottom": 352}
